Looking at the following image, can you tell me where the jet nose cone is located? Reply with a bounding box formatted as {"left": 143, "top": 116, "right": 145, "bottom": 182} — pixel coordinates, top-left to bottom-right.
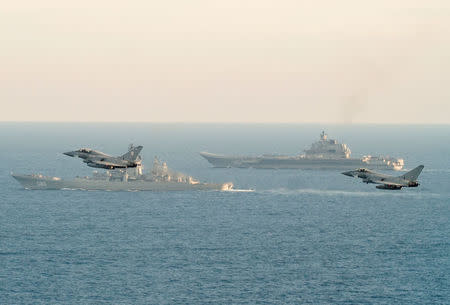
{"left": 342, "top": 171, "right": 354, "bottom": 177}
{"left": 63, "top": 151, "right": 75, "bottom": 157}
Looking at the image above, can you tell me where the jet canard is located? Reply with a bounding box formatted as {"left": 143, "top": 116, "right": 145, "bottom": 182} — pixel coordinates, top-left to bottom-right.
{"left": 342, "top": 165, "right": 424, "bottom": 190}
{"left": 64, "top": 144, "right": 143, "bottom": 169}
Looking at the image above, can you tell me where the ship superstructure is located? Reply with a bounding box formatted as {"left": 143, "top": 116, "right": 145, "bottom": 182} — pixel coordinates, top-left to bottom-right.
{"left": 304, "top": 131, "right": 351, "bottom": 159}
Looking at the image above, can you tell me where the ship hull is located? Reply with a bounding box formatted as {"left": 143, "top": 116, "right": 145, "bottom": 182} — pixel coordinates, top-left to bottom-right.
{"left": 200, "top": 152, "right": 402, "bottom": 170}
{"left": 12, "top": 174, "right": 233, "bottom": 191}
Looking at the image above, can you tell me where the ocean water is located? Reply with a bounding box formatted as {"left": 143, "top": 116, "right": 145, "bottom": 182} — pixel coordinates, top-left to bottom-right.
{"left": 0, "top": 123, "right": 449, "bottom": 304}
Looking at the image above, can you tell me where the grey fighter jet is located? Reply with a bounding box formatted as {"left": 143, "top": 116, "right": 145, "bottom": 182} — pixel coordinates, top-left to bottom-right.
{"left": 342, "top": 165, "right": 424, "bottom": 190}
{"left": 64, "top": 144, "right": 143, "bottom": 169}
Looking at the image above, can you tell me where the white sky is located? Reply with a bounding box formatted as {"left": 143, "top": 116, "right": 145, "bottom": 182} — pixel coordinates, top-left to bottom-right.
{"left": 1, "top": 0, "right": 449, "bottom": 123}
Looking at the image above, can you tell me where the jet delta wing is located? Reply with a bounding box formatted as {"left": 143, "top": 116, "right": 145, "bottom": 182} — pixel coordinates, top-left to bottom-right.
{"left": 342, "top": 165, "right": 424, "bottom": 190}
{"left": 64, "top": 145, "right": 143, "bottom": 169}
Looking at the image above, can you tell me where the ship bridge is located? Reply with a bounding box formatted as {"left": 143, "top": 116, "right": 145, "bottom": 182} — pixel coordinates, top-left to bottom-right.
{"left": 304, "top": 131, "right": 351, "bottom": 159}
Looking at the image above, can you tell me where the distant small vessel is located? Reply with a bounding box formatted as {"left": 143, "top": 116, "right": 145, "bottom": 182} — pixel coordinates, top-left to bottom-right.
{"left": 200, "top": 131, "right": 404, "bottom": 170}
{"left": 12, "top": 156, "right": 233, "bottom": 191}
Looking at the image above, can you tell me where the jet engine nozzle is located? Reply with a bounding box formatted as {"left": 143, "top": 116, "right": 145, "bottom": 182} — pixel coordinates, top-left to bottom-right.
{"left": 408, "top": 181, "right": 419, "bottom": 187}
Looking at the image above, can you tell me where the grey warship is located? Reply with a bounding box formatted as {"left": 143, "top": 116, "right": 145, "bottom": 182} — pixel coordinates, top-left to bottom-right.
{"left": 12, "top": 152, "right": 233, "bottom": 191}
{"left": 200, "top": 131, "right": 404, "bottom": 170}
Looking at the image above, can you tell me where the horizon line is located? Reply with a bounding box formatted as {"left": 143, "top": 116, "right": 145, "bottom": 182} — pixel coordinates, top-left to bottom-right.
{"left": 0, "top": 121, "right": 449, "bottom": 125}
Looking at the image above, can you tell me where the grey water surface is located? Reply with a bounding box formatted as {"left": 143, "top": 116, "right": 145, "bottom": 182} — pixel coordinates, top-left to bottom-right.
{"left": 1, "top": 123, "right": 449, "bottom": 304}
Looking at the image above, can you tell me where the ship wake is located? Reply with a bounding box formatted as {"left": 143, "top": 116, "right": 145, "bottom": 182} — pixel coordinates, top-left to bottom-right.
{"left": 224, "top": 189, "right": 255, "bottom": 192}
{"left": 261, "top": 188, "right": 445, "bottom": 199}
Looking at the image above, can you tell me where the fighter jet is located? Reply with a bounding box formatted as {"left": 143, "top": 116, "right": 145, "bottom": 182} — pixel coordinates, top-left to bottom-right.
{"left": 64, "top": 144, "right": 143, "bottom": 169}
{"left": 342, "top": 165, "right": 424, "bottom": 190}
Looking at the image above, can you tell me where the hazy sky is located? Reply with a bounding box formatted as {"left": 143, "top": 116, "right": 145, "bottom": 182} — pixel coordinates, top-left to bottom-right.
{"left": 1, "top": 0, "right": 449, "bottom": 123}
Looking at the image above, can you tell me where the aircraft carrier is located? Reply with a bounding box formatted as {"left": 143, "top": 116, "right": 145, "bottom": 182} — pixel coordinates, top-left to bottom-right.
{"left": 12, "top": 157, "right": 233, "bottom": 191}
{"left": 200, "top": 131, "right": 404, "bottom": 170}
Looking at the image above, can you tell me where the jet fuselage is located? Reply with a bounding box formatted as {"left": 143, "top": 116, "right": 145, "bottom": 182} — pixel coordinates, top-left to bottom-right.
{"left": 342, "top": 165, "right": 424, "bottom": 190}
{"left": 64, "top": 146, "right": 143, "bottom": 170}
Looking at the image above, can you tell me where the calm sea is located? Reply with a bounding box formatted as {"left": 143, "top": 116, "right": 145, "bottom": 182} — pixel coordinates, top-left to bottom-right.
{"left": 1, "top": 123, "right": 449, "bottom": 304}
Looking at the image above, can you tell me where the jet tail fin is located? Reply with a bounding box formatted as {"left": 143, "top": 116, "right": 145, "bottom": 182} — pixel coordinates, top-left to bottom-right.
{"left": 121, "top": 145, "right": 143, "bottom": 161}
{"left": 399, "top": 165, "right": 424, "bottom": 181}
